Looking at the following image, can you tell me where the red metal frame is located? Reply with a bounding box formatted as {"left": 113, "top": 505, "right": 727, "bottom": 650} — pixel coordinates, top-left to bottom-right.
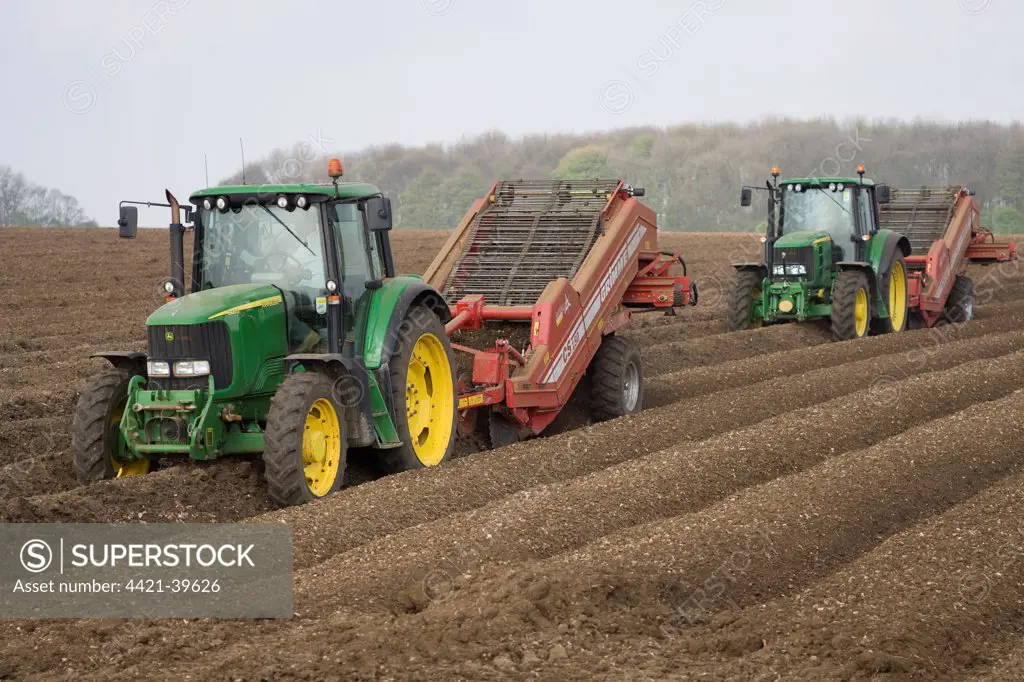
{"left": 905, "top": 189, "right": 1016, "bottom": 327}
{"left": 430, "top": 182, "right": 693, "bottom": 436}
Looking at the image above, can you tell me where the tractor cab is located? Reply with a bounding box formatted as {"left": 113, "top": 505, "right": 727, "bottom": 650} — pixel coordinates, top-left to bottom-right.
{"left": 778, "top": 179, "right": 860, "bottom": 262}
{"left": 117, "top": 159, "right": 396, "bottom": 358}
{"left": 739, "top": 166, "right": 891, "bottom": 287}
{"left": 188, "top": 182, "right": 395, "bottom": 355}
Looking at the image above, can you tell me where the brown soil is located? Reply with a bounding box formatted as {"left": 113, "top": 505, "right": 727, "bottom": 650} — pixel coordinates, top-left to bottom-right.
{"left": 2, "top": 227, "right": 1024, "bottom": 681}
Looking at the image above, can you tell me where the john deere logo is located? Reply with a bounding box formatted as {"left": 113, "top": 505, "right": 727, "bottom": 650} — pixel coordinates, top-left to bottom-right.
{"left": 165, "top": 331, "right": 175, "bottom": 342}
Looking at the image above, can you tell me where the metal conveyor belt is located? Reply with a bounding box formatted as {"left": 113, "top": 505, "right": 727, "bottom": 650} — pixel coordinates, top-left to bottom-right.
{"left": 442, "top": 179, "right": 620, "bottom": 306}
{"left": 878, "top": 187, "right": 961, "bottom": 257}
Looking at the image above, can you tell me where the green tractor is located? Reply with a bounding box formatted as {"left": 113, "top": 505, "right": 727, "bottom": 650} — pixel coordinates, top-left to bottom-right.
{"left": 71, "top": 160, "right": 457, "bottom": 506}
{"left": 727, "top": 166, "right": 910, "bottom": 340}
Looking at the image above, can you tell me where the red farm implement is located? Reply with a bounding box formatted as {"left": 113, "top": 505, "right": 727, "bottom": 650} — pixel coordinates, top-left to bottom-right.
{"left": 424, "top": 179, "right": 696, "bottom": 445}
{"left": 879, "top": 187, "right": 1017, "bottom": 326}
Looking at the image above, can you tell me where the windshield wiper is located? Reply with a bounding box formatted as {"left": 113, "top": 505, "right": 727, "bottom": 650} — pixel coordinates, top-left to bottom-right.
{"left": 813, "top": 186, "right": 853, "bottom": 217}
{"left": 259, "top": 204, "right": 316, "bottom": 256}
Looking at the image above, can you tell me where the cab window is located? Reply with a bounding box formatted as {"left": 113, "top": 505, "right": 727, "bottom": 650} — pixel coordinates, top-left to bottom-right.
{"left": 199, "top": 202, "right": 328, "bottom": 354}
{"left": 857, "top": 188, "right": 875, "bottom": 234}
{"left": 329, "top": 202, "right": 372, "bottom": 303}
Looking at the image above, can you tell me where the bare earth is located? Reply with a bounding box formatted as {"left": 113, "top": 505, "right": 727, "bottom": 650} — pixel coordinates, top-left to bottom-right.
{"left": 2, "top": 227, "right": 1024, "bottom": 681}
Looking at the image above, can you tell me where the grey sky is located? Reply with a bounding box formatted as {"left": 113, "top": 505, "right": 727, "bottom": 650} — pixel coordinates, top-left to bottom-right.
{"left": 1, "top": 0, "right": 1020, "bottom": 226}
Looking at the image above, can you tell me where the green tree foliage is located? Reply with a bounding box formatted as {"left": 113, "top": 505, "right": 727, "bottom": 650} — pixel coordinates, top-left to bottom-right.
{"left": 223, "top": 120, "right": 1024, "bottom": 232}
{"left": 400, "top": 170, "right": 483, "bottom": 228}
{"left": 0, "top": 165, "right": 96, "bottom": 227}
{"left": 995, "top": 130, "right": 1024, "bottom": 211}
{"left": 552, "top": 145, "right": 611, "bottom": 180}
{"left": 986, "top": 205, "right": 1024, "bottom": 234}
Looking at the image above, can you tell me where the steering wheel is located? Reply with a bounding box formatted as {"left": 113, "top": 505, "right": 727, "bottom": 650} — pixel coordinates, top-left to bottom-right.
{"left": 258, "top": 252, "right": 311, "bottom": 286}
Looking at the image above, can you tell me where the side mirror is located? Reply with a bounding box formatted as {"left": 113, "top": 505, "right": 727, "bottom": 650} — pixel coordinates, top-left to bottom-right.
{"left": 363, "top": 197, "right": 393, "bottom": 232}
{"left": 875, "top": 185, "right": 891, "bottom": 205}
{"left": 740, "top": 188, "right": 752, "bottom": 207}
{"left": 118, "top": 205, "right": 138, "bottom": 239}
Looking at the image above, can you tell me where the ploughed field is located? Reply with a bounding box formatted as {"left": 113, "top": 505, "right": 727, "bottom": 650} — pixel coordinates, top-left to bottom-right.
{"left": 3, "top": 227, "right": 1024, "bottom": 680}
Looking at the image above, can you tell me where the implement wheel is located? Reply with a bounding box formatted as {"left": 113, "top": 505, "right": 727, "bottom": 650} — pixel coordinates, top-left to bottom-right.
{"left": 873, "top": 253, "right": 909, "bottom": 334}
{"left": 263, "top": 372, "right": 346, "bottom": 506}
{"left": 72, "top": 368, "right": 151, "bottom": 483}
{"left": 590, "top": 335, "right": 644, "bottom": 422}
{"left": 831, "top": 270, "right": 871, "bottom": 341}
{"left": 944, "top": 275, "right": 975, "bottom": 324}
{"left": 726, "top": 270, "right": 764, "bottom": 331}
{"left": 380, "top": 304, "right": 457, "bottom": 473}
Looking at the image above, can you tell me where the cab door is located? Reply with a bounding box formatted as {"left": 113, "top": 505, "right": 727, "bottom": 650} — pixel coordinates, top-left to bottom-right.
{"left": 327, "top": 201, "right": 387, "bottom": 352}
{"left": 854, "top": 187, "right": 875, "bottom": 261}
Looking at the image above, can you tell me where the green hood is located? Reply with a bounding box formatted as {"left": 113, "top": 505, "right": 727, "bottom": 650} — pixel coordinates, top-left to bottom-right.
{"left": 147, "top": 283, "right": 284, "bottom": 326}
{"left": 773, "top": 230, "right": 831, "bottom": 249}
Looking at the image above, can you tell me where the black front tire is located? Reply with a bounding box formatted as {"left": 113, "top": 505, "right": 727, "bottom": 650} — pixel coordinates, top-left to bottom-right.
{"left": 263, "top": 372, "right": 347, "bottom": 507}
{"left": 590, "top": 335, "right": 644, "bottom": 422}
{"left": 726, "top": 271, "right": 764, "bottom": 332}
{"left": 831, "top": 270, "right": 872, "bottom": 341}
{"left": 72, "top": 368, "right": 143, "bottom": 483}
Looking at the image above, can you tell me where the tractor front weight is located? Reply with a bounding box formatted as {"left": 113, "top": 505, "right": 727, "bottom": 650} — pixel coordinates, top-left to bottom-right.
{"left": 119, "top": 375, "right": 261, "bottom": 462}
{"left": 761, "top": 280, "right": 831, "bottom": 323}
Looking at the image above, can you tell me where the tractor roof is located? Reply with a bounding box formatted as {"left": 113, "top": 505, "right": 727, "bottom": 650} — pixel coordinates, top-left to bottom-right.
{"left": 780, "top": 177, "right": 876, "bottom": 187}
{"left": 190, "top": 182, "right": 382, "bottom": 202}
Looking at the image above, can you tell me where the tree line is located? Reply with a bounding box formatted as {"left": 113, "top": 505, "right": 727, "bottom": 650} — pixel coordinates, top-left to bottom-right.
{"left": 0, "top": 166, "right": 96, "bottom": 227}
{"left": 226, "top": 119, "right": 1024, "bottom": 233}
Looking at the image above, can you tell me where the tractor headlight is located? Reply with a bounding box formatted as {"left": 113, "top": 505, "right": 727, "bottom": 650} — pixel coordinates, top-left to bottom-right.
{"left": 772, "top": 264, "right": 808, "bottom": 276}
{"left": 202, "top": 198, "right": 213, "bottom": 211}
{"left": 173, "top": 360, "right": 211, "bottom": 377}
{"left": 276, "top": 195, "right": 290, "bottom": 209}
{"left": 147, "top": 361, "right": 171, "bottom": 377}
{"left": 216, "top": 196, "right": 229, "bottom": 212}
{"left": 296, "top": 194, "right": 309, "bottom": 209}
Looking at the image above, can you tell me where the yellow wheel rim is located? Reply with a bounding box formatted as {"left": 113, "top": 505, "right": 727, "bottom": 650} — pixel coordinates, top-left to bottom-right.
{"left": 115, "top": 459, "right": 150, "bottom": 477}
{"left": 302, "top": 398, "right": 342, "bottom": 497}
{"left": 406, "top": 332, "right": 455, "bottom": 467}
{"left": 854, "top": 288, "right": 869, "bottom": 337}
{"left": 110, "top": 397, "right": 149, "bottom": 478}
{"left": 889, "top": 261, "right": 907, "bottom": 331}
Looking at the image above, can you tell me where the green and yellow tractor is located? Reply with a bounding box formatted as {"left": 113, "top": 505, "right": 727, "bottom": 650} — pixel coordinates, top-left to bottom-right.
{"left": 727, "top": 166, "right": 910, "bottom": 340}
{"left": 71, "top": 160, "right": 457, "bottom": 506}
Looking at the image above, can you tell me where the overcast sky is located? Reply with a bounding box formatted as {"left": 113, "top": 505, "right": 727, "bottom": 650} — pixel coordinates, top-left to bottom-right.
{"left": 1, "top": 0, "right": 1020, "bottom": 225}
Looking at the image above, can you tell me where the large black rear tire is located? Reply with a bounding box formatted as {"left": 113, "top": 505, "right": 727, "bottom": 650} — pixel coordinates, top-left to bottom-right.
{"left": 726, "top": 270, "right": 764, "bottom": 331}
{"left": 872, "top": 253, "right": 909, "bottom": 335}
{"left": 379, "top": 304, "right": 457, "bottom": 473}
{"left": 263, "top": 372, "right": 346, "bottom": 507}
{"left": 72, "top": 367, "right": 150, "bottom": 483}
{"left": 589, "top": 335, "right": 644, "bottom": 422}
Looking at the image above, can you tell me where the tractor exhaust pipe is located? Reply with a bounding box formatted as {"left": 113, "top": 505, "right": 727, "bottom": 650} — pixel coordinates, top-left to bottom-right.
{"left": 165, "top": 189, "right": 186, "bottom": 297}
